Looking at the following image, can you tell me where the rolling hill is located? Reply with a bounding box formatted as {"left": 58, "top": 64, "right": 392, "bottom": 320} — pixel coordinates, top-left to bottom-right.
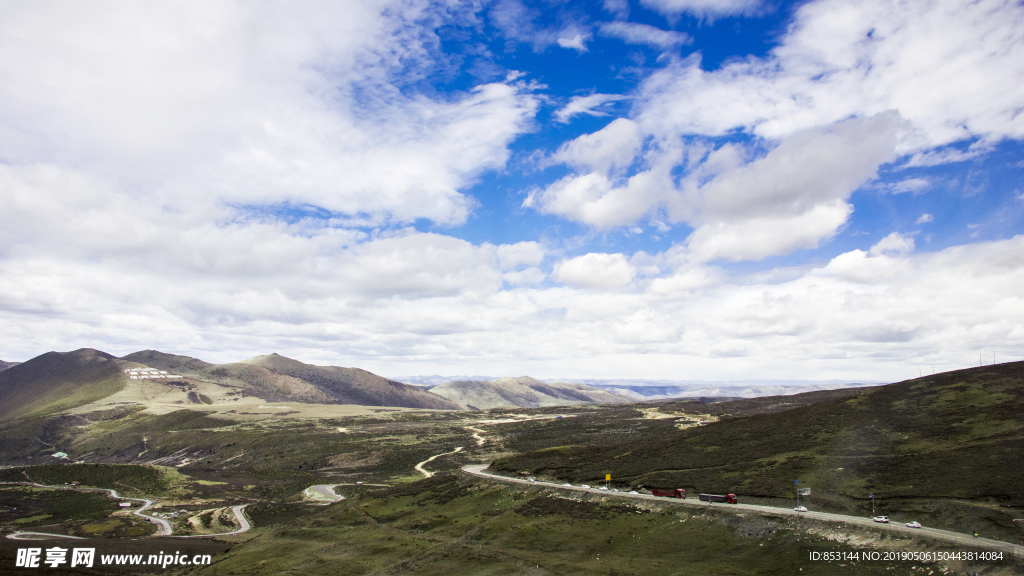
{"left": 492, "top": 362, "right": 1024, "bottom": 510}
{"left": 428, "top": 376, "right": 630, "bottom": 409}
{"left": 0, "top": 348, "right": 127, "bottom": 420}
{"left": 0, "top": 359, "right": 20, "bottom": 372}
{"left": 240, "top": 353, "right": 462, "bottom": 410}
{"left": 120, "top": 350, "right": 336, "bottom": 404}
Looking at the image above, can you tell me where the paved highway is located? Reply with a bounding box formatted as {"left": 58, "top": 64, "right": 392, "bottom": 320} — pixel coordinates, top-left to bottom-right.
{"left": 462, "top": 465, "right": 1024, "bottom": 559}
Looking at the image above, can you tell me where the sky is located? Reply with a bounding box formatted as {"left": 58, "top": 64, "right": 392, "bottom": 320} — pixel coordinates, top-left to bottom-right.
{"left": 1, "top": 0, "right": 1022, "bottom": 382}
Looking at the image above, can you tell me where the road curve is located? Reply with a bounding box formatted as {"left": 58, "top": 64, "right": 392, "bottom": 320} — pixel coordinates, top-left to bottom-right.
{"left": 306, "top": 484, "right": 346, "bottom": 504}
{"left": 462, "top": 465, "right": 1024, "bottom": 559}
{"left": 0, "top": 481, "right": 171, "bottom": 536}
{"left": 415, "top": 447, "right": 464, "bottom": 478}
{"left": 170, "top": 505, "right": 250, "bottom": 538}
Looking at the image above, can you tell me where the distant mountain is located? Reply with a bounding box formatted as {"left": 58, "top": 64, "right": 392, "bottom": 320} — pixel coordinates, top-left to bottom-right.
{"left": 428, "top": 376, "right": 631, "bottom": 410}
{"left": 240, "top": 353, "right": 462, "bottom": 410}
{"left": 570, "top": 379, "right": 880, "bottom": 400}
{"left": 0, "top": 360, "right": 20, "bottom": 372}
{"left": 0, "top": 349, "right": 127, "bottom": 420}
{"left": 393, "top": 375, "right": 502, "bottom": 388}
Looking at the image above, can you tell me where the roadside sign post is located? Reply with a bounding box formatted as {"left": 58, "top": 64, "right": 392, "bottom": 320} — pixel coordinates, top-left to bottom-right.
{"left": 870, "top": 493, "right": 874, "bottom": 517}
{"left": 795, "top": 480, "right": 800, "bottom": 508}
{"left": 605, "top": 474, "right": 611, "bottom": 489}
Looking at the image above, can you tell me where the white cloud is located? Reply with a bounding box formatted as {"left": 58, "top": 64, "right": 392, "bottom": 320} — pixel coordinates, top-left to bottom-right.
{"left": 554, "top": 94, "right": 627, "bottom": 123}
{"left": 869, "top": 232, "right": 915, "bottom": 257}
{"left": 557, "top": 33, "right": 591, "bottom": 52}
{"left": 603, "top": 0, "right": 629, "bottom": 20}
{"left": 634, "top": 0, "right": 1024, "bottom": 152}
{"left": 496, "top": 242, "right": 546, "bottom": 270}
{"left": 639, "top": 0, "right": 763, "bottom": 18}
{"left": 883, "top": 178, "right": 931, "bottom": 195}
{"left": 598, "top": 21, "right": 692, "bottom": 50}
{"left": 532, "top": 114, "right": 898, "bottom": 257}
{"left": 551, "top": 118, "right": 643, "bottom": 174}
{"left": 686, "top": 200, "right": 853, "bottom": 262}
{"left": 0, "top": 1, "right": 539, "bottom": 227}
{"left": 552, "top": 253, "right": 636, "bottom": 288}
{"left": 916, "top": 213, "right": 934, "bottom": 224}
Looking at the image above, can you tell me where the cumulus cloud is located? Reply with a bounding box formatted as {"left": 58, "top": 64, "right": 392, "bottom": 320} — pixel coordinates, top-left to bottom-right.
{"left": 552, "top": 253, "right": 636, "bottom": 288}
{"left": 0, "top": 1, "right": 538, "bottom": 228}
{"left": 634, "top": 0, "right": 1024, "bottom": 151}
{"left": 916, "top": 213, "right": 934, "bottom": 224}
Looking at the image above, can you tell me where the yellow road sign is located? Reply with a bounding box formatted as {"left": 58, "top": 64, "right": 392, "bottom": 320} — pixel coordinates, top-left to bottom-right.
{"left": 605, "top": 474, "right": 611, "bottom": 481}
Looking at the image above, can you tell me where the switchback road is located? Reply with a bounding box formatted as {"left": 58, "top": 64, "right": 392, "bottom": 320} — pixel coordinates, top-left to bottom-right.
{"left": 462, "top": 464, "right": 1024, "bottom": 559}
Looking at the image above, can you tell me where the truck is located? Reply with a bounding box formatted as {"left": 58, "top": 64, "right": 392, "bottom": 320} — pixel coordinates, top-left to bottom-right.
{"left": 698, "top": 493, "right": 738, "bottom": 504}
{"left": 651, "top": 488, "right": 686, "bottom": 499}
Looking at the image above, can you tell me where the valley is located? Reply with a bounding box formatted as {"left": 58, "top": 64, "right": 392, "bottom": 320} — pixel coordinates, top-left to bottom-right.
{"left": 0, "top": 354, "right": 1023, "bottom": 574}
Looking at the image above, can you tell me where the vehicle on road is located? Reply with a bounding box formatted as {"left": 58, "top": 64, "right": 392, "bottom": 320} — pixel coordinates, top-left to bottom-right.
{"left": 794, "top": 506, "right": 808, "bottom": 512}
{"left": 598, "top": 486, "right": 608, "bottom": 491}
{"left": 699, "top": 493, "right": 738, "bottom": 504}
{"left": 581, "top": 485, "right": 590, "bottom": 489}
{"left": 652, "top": 488, "right": 686, "bottom": 499}
{"left": 628, "top": 491, "right": 638, "bottom": 495}
{"left": 873, "top": 516, "right": 889, "bottom": 523}
{"left": 563, "top": 483, "right": 572, "bottom": 487}
{"left": 906, "top": 521, "right": 922, "bottom": 528}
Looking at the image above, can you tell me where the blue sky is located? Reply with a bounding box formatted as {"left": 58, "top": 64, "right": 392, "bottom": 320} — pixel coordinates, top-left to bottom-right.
{"left": 0, "top": 0, "right": 1022, "bottom": 382}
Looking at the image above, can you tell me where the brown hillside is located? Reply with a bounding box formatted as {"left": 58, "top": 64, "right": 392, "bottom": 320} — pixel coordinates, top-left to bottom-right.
{"left": 120, "top": 350, "right": 334, "bottom": 404}
{"left": 0, "top": 349, "right": 126, "bottom": 421}
{"left": 241, "top": 353, "right": 463, "bottom": 410}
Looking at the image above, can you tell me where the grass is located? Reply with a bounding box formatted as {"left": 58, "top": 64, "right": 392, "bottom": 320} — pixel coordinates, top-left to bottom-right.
{"left": 491, "top": 362, "right": 1024, "bottom": 542}
{"left": 186, "top": 472, "right": 996, "bottom": 576}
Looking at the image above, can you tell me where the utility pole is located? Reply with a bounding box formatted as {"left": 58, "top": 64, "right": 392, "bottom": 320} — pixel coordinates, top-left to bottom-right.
{"left": 870, "top": 493, "right": 874, "bottom": 517}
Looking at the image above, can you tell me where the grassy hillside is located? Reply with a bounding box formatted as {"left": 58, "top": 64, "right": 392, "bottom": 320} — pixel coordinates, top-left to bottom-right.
{"left": 430, "top": 376, "right": 630, "bottom": 409}
{"left": 242, "top": 353, "right": 464, "bottom": 410}
{"left": 187, "top": 471, "right": 1009, "bottom": 576}
{"left": 0, "top": 349, "right": 126, "bottom": 421}
{"left": 492, "top": 362, "right": 1024, "bottom": 524}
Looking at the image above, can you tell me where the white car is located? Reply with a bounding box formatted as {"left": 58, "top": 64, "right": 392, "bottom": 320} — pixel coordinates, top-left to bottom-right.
{"left": 794, "top": 506, "right": 808, "bottom": 512}
{"left": 599, "top": 486, "right": 608, "bottom": 491}
{"left": 581, "top": 485, "right": 591, "bottom": 489}
{"left": 628, "top": 491, "right": 639, "bottom": 495}
{"left": 611, "top": 489, "right": 619, "bottom": 492}
{"left": 905, "top": 521, "right": 922, "bottom": 528}
{"left": 527, "top": 478, "right": 536, "bottom": 482}
{"left": 873, "top": 516, "right": 889, "bottom": 523}
{"left": 563, "top": 483, "right": 572, "bottom": 487}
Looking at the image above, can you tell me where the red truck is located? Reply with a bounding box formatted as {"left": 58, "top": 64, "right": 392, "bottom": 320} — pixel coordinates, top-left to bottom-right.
{"left": 651, "top": 488, "right": 686, "bottom": 499}
{"left": 698, "top": 493, "right": 738, "bottom": 504}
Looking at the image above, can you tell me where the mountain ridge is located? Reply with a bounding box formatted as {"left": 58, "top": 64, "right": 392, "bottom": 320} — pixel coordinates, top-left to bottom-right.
{"left": 429, "top": 376, "right": 630, "bottom": 409}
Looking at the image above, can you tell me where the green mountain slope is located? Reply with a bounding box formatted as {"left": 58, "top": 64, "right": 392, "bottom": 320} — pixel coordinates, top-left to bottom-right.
{"left": 0, "top": 349, "right": 126, "bottom": 421}
{"left": 492, "top": 362, "right": 1024, "bottom": 508}
{"left": 241, "top": 353, "right": 463, "bottom": 410}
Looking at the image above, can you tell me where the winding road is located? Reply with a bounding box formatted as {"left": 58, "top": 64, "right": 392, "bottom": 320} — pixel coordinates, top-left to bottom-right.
{"left": 414, "top": 446, "right": 464, "bottom": 478}
{"left": 1, "top": 481, "right": 250, "bottom": 539}
{"left": 462, "top": 464, "right": 1024, "bottom": 559}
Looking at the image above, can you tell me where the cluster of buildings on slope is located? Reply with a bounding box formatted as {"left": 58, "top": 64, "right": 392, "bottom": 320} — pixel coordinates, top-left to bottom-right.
{"left": 123, "top": 368, "right": 180, "bottom": 380}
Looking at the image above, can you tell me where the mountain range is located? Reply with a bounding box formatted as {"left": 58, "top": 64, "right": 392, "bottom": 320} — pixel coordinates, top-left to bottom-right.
{"left": 428, "top": 376, "right": 630, "bottom": 410}
{"left": 0, "top": 349, "right": 636, "bottom": 420}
